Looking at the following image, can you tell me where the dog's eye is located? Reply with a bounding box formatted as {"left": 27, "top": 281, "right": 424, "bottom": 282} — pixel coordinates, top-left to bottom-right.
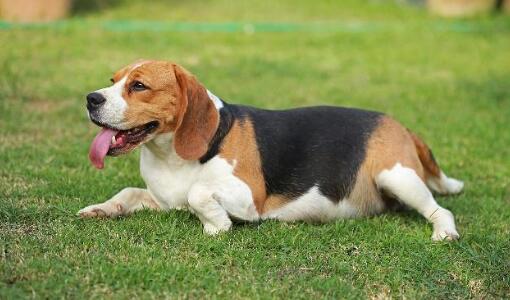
{"left": 131, "top": 81, "right": 148, "bottom": 92}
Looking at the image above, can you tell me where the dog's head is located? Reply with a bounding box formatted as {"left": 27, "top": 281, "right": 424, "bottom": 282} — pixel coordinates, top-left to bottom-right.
{"left": 87, "top": 60, "right": 219, "bottom": 169}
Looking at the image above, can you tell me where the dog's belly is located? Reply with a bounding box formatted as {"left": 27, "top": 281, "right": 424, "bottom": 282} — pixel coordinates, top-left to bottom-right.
{"left": 261, "top": 171, "right": 388, "bottom": 222}
{"left": 261, "top": 186, "right": 360, "bottom": 222}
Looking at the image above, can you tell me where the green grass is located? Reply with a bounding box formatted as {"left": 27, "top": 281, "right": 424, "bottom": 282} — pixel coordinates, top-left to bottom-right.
{"left": 1, "top": 0, "right": 510, "bottom": 298}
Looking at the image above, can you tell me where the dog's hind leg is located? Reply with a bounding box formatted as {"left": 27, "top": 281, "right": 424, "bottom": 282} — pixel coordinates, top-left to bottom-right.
{"left": 78, "top": 187, "right": 160, "bottom": 218}
{"left": 426, "top": 172, "right": 464, "bottom": 196}
{"left": 375, "top": 163, "right": 460, "bottom": 241}
{"left": 408, "top": 130, "right": 464, "bottom": 196}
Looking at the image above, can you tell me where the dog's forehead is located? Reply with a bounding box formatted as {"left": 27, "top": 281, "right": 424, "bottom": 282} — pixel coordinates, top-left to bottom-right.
{"left": 113, "top": 61, "right": 175, "bottom": 83}
{"left": 111, "top": 60, "right": 149, "bottom": 81}
{"left": 111, "top": 66, "right": 131, "bottom": 82}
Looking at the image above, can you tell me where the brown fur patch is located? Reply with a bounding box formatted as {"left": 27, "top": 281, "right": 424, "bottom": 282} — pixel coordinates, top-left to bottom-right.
{"left": 347, "top": 167, "right": 385, "bottom": 216}
{"left": 348, "top": 116, "right": 426, "bottom": 215}
{"left": 111, "top": 65, "right": 132, "bottom": 83}
{"left": 408, "top": 131, "right": 441, "bottom": 177}
{"left": 219, "top": 119, "right": 268, "bottom": 213}
{"left": 365, "top": 116, "right": 425, "bottom": 179}
{"left": 111, "top": 60, "right": 150, "bottom": 83}
{"left": 262, "top": 195, "right": 290, "bottom": 213}
{"left": 119, "top": 61, "right": 182, "bottom": 132}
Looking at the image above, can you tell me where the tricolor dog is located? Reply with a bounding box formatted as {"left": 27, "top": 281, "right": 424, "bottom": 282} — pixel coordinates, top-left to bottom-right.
{"left": 79, "top": 60, "right": 464, "bottom": 241}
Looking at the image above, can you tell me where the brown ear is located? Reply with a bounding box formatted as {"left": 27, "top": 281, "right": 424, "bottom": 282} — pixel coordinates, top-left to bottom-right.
{"left": 173, "top": 64, "right": 219, "bottom": 160}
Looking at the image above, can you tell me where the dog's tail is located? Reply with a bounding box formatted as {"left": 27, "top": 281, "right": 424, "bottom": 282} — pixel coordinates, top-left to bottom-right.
{"left": 408, "top": 130, "right": 464, "bottom": 195}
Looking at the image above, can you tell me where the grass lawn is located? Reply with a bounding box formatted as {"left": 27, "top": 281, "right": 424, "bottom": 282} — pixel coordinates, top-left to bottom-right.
{"left": 1, "top": 0, "right": 509, "bottom": 298}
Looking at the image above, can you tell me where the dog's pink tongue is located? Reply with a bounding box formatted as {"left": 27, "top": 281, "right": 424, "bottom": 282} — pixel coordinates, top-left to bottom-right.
{"left": 89, "top": 128, "right": 117, "bottom": 169}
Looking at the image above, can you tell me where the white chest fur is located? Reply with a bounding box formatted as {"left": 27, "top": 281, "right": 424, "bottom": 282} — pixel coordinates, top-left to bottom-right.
{"left": 140, "top": 133, "right": 199, "bottom": 209}
{"left": 140, "top": 133, "right": 259, "bottom": 221}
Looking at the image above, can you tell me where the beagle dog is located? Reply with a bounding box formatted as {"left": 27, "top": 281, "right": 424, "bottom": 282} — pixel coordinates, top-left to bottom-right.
{"left": 79, "top": 60, "right": 464, "bottom": 241}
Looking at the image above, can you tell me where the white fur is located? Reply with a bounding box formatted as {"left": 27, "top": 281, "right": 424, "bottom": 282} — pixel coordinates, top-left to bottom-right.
{"left": 376, "top": 163, "right": 459, "bottom": 241}
{"left": 139, "top": 133, "right": 199, "bottom": 210}
{"left": 262, "top": 186, "right": 358, "bottom": 222}
{"left": 94, "top": 76, "right": 129, "bottom": 129}
{"left": 136, "top": 132, "right": 259, "bottom": 234}
{"left": 78, "top": 187, "right": 157, "bottom": 218}
{"left": 427, "top": 171, "right": 464, "bottom": 195}
{"left": 207, "top": 89, "right": 224, "bottom": 109}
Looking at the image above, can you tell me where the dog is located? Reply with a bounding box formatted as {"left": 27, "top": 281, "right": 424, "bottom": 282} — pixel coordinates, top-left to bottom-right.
{"left": 78, "top": 60, "right": 464, "bottom": 241}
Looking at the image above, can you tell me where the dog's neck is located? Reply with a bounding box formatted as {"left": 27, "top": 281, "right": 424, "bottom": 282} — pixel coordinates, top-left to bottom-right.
{"left": 143, "top": 132, "right": 179, "bottom": 162}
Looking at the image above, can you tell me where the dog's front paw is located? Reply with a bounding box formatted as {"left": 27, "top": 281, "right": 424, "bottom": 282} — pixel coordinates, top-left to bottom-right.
{"left": 78, "top": 203, "right": 122, "bottom": 218}
{"left": 203, "top": 220, "right": 232, "bottom": 236}
{"left": 430, "top": 208, "right": 459, "bottom": 241}
{"left": 431, "top": 227, "right": 460, "bottom": 241}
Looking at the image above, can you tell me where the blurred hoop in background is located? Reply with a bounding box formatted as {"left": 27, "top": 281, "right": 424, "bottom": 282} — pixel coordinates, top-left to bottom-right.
{"left": 427, "top": 0, "right": 507, "bottom": 17}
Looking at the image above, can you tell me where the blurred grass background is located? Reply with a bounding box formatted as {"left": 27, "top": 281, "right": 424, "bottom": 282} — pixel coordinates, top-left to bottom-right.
{"left": 1, "top": 0, "right": 509, "bottom": 298}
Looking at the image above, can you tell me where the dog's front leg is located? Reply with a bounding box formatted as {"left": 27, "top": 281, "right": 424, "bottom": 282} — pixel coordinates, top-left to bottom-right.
{"left": 78, "top": 187, "right": 159, "bottom": 218}
{"left": 188, "top": 184, "right": 232, "bottom": 235}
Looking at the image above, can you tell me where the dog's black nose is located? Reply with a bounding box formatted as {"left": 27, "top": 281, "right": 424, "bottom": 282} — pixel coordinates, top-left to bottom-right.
{"left": 86, "top": 92, "right": 106, "bottom": 109}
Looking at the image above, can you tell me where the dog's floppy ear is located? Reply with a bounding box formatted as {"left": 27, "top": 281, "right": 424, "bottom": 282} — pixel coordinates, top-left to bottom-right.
{"left": 173, "top": 64, "right": 219, "bottom": 160}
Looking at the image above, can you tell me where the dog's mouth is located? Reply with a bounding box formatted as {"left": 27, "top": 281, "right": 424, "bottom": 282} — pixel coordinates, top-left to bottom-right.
{"left": 89, "top": 121, "right": 159, "bottom": 169}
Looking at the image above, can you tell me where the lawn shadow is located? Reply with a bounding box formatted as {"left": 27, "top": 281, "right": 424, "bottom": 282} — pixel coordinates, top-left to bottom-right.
{"left": 72, "top": 0, "right": 122, "bottom": 15}
{"left": 458, "top": 74, "right": 510, "bottom": 107}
